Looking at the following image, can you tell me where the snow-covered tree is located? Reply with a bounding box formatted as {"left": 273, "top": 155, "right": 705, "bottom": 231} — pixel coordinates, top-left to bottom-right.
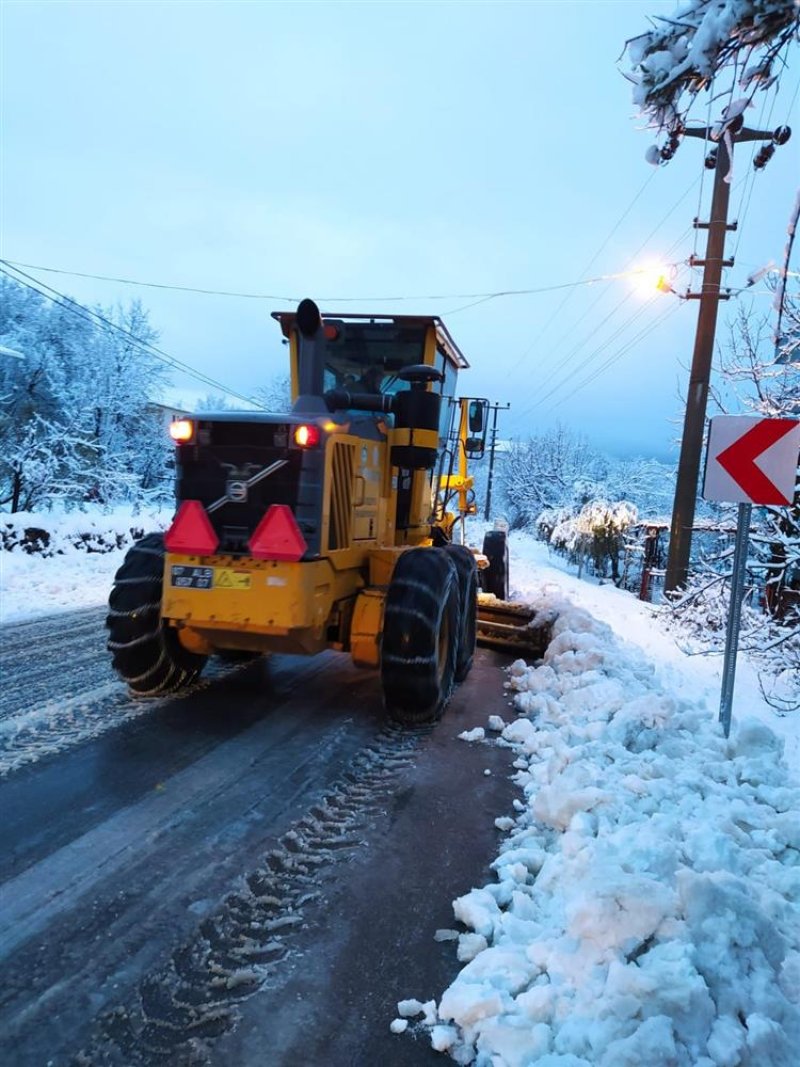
{"left": 624, "top": 0, "right": 800, "bottom": 153}
{"left": 662, "top": 283, "right": 799, "bottom": 710}
{"left": 252, "top": 373, "right": 291, "bottom": 413}
{"left": 605, "top": 456, "right": 676, "bottom": 518}
{"left": 0, "top": 278, "right": 171, "bottom": 510}
{"left": 499, "top": 425, "right": 609, "bottom": 528}
{"left": 195, "top": 393, "right": 235, "bottom": 412}
{"left": 711, "top": 287, "right": 799, "bottom": 619}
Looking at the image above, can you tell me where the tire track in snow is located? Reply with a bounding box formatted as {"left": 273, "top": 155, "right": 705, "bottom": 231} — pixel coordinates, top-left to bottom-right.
{"left": 74, "top": 724, "right": 428, "bottom": 1066}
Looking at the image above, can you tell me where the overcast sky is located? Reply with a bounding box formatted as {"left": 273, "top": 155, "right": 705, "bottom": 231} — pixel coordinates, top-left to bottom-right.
{"left": 3, "top": 0, "right": 798, "bottom": 460}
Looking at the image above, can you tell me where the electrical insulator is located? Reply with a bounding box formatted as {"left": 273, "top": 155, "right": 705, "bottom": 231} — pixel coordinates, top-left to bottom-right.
{"left": 773, "top": 125, "right": 791, "bottom": 145}
{"left": 704, "top": 149, "right": 717, "bottom": 170}
{"left": 753, "top": 143, "right": 775, "bottom": 170}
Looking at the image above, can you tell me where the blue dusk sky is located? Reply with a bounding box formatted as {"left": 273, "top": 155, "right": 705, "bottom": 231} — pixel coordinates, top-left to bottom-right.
{"left": 2, "top": 0, "right": 798, "bottom": 460}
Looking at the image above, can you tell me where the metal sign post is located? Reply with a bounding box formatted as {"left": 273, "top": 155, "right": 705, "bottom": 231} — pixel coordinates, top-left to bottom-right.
{"left": 703, "top": 415, "right": 800, "bottom": 740}
{"left": 718, "top": 503, "right": 751, "bottom": 738}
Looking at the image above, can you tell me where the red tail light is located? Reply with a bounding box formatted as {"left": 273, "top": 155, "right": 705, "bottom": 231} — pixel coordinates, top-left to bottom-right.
{"left": 164, "top": 500, "right": 219, "bottom": 555}
{"left": 294, "top": 424, "right": 321, "bottom": 448}
{"left": 248, "top": 505, "right": 307, "bottom": 561}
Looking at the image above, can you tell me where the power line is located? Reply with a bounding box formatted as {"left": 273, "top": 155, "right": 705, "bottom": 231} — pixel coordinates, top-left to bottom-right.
{"left": 516, "top": 293, "right": 662, "bottom": 418}
{"left": 0, "top": 256, "right": 679, "bottom": 309}
{"left": 507, "top": 176, "right": 700, "bottom": 382}
{"left": 0, "top": 264, "right": 262, "bottom": 409}
{"left": 504, "top": 169, "right": 658, "bottom": 364}
{"left": 0, "top": 261, "right": 296, "bottom": 301}
{"left": 552, "top": 300, "right": 683, "bottom": 408}
{"left": 510, "top": 229, "right": 693, "bottom": 415}
{"left": 512, "top": 230, "right": 693, "bottom": 418}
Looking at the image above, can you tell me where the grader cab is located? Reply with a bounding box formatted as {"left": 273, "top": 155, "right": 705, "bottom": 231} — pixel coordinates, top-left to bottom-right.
{"left": 106, "top": 300, "right": 542, "bottom": 724}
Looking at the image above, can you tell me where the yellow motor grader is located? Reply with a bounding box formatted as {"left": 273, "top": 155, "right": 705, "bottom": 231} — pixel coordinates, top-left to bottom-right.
{"left": 106, "top": 299, "right": 541, "bottom": 724}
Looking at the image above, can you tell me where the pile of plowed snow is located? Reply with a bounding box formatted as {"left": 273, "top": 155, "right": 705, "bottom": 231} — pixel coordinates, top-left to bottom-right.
{"left": 400, "top": 571, "right": 800, "bottom": 1066}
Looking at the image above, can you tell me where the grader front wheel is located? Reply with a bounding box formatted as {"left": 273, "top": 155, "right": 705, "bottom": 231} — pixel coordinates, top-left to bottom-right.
{"left": 106, "top": 533, "right": 207, "bottom": 696}
{"left": 381, "top": 548, "right": 460, "bottom": 726}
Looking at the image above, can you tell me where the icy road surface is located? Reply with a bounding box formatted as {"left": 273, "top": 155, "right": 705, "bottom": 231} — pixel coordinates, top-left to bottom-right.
{"left": 0, "top": 608, "right": 515, "bottom": 1065}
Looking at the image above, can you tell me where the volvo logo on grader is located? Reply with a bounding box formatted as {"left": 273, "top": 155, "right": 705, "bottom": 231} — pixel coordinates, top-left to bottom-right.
{"left": 226, "top": 480, "right": 248, "bottom": 503}
{"left": 106, "top": 299, "right": 545, "bottom": 724}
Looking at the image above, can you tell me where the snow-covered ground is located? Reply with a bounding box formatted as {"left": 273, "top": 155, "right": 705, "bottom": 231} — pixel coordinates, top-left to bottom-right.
{"left": 1, "top": 517, "right": 798, "bottom": 1065}
{"left": 398, "top": 532, "right": 800, "bottom": 1066}
{"left": 0, "top": 506, "right": 168, "bottom": 624}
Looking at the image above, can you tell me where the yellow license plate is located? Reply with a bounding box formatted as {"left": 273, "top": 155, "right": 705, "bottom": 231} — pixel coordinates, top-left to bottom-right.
{"left": 214, "top": 568, "right": 252, "bottom": 590}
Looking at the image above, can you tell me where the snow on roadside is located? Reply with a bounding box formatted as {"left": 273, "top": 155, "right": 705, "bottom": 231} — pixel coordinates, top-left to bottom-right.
{"left": 404, "top": 533, "right": 800, "bottom": 1066}
{"left": 508, "top": 533, "right": 799, "bottom": 769}
{"left": 3, "top": 513, "right": 799, "bottom": 1064}
{"left": 0, "top": 507, "right": 168, "bottom": 624}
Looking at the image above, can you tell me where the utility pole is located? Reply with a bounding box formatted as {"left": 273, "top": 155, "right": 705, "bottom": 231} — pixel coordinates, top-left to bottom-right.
{"left": 664, "top": 120, "right": 786, "bottom": 595}
{"left": 484, "top": 402, "right": 510, "bottom": 521}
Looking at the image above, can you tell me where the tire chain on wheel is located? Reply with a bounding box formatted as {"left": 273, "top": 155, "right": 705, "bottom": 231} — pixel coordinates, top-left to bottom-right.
{"left": 441, "top": 543, "right": 478, "bottom": 683}
{"left": 106, "top": 533, "right": 207, "bottom": 696}
{"left": 381, "top": 547, "right": 460, "bottom": 725}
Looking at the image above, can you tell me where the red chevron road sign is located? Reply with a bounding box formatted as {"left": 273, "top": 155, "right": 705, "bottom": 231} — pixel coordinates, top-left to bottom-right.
{"left": 703, "top": 416, "right": 800, "bottom": 505}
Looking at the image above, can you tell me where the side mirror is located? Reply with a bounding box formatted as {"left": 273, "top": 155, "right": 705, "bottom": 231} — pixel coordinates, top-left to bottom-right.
{"left": 468, "top": 400, "right": 487, "bottom": 433}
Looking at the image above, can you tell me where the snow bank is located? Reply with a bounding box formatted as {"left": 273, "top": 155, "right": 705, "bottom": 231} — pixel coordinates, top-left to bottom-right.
{"left": 417, "top": 551, "right": 800, "bottom": 1065}
{"left": 0, "top": 506, "right": 169, "bottom": 623}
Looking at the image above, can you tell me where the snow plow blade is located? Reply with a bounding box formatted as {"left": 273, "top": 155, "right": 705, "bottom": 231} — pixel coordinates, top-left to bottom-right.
{"left": 476, "top": 594, "right": 550, "bottom": 658}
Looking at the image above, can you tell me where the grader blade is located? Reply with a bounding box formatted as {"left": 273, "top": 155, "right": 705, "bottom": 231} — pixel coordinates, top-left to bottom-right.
{"left": 476, "top": 594, "right": 550, "bottom": 659}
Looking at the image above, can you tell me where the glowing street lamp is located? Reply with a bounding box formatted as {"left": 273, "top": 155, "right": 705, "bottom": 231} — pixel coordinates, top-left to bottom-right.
{"left": 630, "top": 262, "right": 675, "bottom": 297}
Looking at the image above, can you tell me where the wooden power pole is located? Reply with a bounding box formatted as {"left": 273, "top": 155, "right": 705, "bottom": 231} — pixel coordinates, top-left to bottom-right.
{"left": 664, "top": 121, "right": 782, "bottom": 595}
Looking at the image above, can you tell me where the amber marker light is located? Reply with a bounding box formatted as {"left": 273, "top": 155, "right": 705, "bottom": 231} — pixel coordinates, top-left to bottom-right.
{"left": 169, "top": 419, "right": 195, "bottom": 443}
{"left": 294, "top": 424, "right": 321, "bottom": 448}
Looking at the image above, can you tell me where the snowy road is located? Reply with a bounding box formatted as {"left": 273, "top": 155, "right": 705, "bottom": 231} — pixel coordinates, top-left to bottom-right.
{"left": 0, "top": 609, "right": 516, "bottom": 1065}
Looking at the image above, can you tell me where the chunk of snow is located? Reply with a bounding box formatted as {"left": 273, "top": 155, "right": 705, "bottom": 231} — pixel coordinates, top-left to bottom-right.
{"left": 457, "top": 932, "right": 488, "bottom": 962}
{"left": 430, "top": 1024, "right": 459, "bottom": 1051}
{"left": 434, "top": 928, "right": 459, "bottom": 942}
{"left": 459, "top": 727, "right": 485, "bottom": 742}
{"left": 389, "top": 1018, "right": 408, "bottom": 1034}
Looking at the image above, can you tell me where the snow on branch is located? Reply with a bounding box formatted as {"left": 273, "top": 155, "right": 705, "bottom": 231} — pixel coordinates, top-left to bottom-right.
{"left": 623, "top": 0, "right": 800, "bottom": 137}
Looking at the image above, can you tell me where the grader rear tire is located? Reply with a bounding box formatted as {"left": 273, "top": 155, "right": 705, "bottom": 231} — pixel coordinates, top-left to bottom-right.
{"left": 106, "top": 533, "right": 208, "bottom": 696}
{"left": 442, "top": 543, "right": 477, "bottom": 683}
{"left": 381, "top": 548, "right": 460, "bottom": 726}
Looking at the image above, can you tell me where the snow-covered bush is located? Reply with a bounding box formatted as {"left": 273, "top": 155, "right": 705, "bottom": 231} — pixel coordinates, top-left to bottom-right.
{"left": 661, "top": 556, "right": 800, "bottom": 712}
{"left": 0, "top": 507, "right": 166, "bottom": 556}
{"left": 550, "top": 500, "right": 639, "bottom": 583}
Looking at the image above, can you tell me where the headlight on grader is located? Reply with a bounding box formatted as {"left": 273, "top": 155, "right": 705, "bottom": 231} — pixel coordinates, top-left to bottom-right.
{"left": 169, "top": 419, "right": 195, "bottom": 444}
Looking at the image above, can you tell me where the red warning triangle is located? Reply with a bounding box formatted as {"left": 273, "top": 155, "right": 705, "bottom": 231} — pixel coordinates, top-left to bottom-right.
{"left": 164, "top": 500, "right": 219, "bottom": 555}
{"left": 249, "top": 505, "right": 307, "bottom": 561}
